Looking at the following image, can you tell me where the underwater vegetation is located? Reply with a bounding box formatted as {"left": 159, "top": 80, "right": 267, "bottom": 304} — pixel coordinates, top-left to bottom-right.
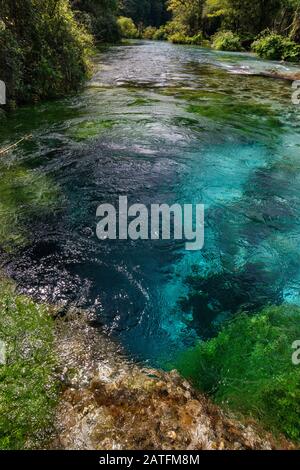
{"left": 179, "top": 264, "right": 284, "bottom": 338}
{"left": 175, "top": 305, "right": 300, "bottom": 442}
{"left": 68, "top": 118, "right": 115, "bottom": 141}
{"left": 0, "top": 277, "right": 58, "bottom": 449}
{"left": 0, "top": 163, "right": 60, "bottom": 253}
{"left": 187, "top": 100, "right": 283, "bottom": 142}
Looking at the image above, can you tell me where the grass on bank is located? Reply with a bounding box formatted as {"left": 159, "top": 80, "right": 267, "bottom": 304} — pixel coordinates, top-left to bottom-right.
{"left": 0, "top": 278, "right": 58, "bottom": 450}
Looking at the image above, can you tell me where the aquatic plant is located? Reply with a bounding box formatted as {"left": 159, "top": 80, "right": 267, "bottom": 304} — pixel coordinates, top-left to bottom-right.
{"left": 0, "top": 164, "right": 60, "bottom": 253}
{"left": 69, "top": 118, "right": 115, "bottom": 141}
{"left": 175, "top": 305, "right": 300, "bottom": 441}
{"left": 187, "top": 98, "right": 282, "bottom": 141}
{"left": 0, "top": 277, "right": 58, "bottom": 449}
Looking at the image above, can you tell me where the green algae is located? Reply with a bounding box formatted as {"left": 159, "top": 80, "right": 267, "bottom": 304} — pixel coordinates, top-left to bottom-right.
{"left": 127, "top": 97, "right": 160, "bottom": 107}
{"left": 69, "top": 119, "right": 115, "bottom": 141}
{"left": 174, "top": 305, "right": 300, "bottom": 442}
{"left": 0, "top": 164, "right": 60, "bottom": 253}
{"left": 187, "top": 100, "right": 283, "bottom": 139}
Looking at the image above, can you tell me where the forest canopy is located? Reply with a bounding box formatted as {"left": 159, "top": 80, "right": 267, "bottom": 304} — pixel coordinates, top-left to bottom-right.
{"left": 0, "top": 0, "right": 92, "bottom": 104}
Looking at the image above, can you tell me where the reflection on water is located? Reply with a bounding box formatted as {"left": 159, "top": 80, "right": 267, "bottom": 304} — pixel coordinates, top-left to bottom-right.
{"left": 1, "top": 41, "right": 300, "bottom": 366}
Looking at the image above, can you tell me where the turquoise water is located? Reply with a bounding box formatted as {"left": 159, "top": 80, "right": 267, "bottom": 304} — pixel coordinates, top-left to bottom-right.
{"left": 1, "top": 41, "right": 300, "bottom": 366}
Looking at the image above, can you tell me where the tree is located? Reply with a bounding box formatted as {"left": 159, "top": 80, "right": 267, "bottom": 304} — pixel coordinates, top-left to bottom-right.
{"left": 118, "top": 0, "right": 169, "bottom": 27}
{"left": 205, "top": 0, "right": 283, "bottom": 36}
{"left": 167, "top": 0, "right": 206, "bottom": 35}
{"left": 0, "top": 0, "right": 92, "bottom": 104}
{"left": 72, "top": 0, "right": 120, "bottom": 41}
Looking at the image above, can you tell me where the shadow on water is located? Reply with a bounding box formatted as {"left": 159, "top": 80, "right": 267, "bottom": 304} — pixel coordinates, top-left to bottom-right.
{"left": 1, "top": 41, "right": 300, "bottom": 366}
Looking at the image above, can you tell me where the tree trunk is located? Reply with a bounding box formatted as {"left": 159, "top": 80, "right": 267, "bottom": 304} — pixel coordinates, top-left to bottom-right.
{"left": 290, "top": 6, "right": 300, "bottom": 43}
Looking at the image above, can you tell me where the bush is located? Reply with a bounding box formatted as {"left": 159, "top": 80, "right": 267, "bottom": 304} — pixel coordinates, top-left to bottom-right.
{"left": 117, "top": 16, "right": 139, "bottom": 39}
{"left": 0, "top": 0, "right": 92, "bottom": 105}
{"left": 0, "top": 278, "right": 58, "bottom": 449}
{"left": 168, "top": 32, "right": 189, "bottom": 44}
{"left": 142, "top": 26, "right": 157, "bottom": 40}
{"left": 212, "top": 31, "right": 243, "bottom": 51}
{"left": 0, "top": 28, "right": 24, "bottom": 104}
{"left": 251, "top": 33, "right": 300, "bottom": 62}
{"left": 153, "top": 26, "right": 168, "bottom": 41}
{"left": 189, "top": 33, "right": 205, "bottom": 45}
{"left": 169, "top": 32, "right": 204, "bottom": 45}
{"left": 175, "top": 305, "right": 300, "bottom": 441}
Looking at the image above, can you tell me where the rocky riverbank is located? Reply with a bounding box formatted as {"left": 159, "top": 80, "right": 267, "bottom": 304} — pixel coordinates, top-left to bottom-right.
{"left": 51, "top": 311, "right": 295, "bottom": 451}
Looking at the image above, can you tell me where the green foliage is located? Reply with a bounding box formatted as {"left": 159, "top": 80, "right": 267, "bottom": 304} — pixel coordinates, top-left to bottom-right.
{"left": 118, "top": 0, "right": 169, "bottom": 28}
{"left": 169, "top": 32, "right": 204, "bottom": 45}
{"left": 206, "top": 0, "right": 284, "bottom": 36}
{"left": 0, "top": 0, "right": 92, "bottom": 105}
{"left": 73, "top": 0, "right": 120, "bottom": 42}
{"left": 175, "top": 305, "right": 300, "bottom": 441}
{"left": 153, "top": 25, "right": 168, "bottom": 40}
{"left": 168, "top": 32, "right": 191, "bottom": 44}
{"left": 117, "top": 16, "right": 139, "bottom": 38}
{"left": 212, "top": 30, "right": 243, "bottom": 51}
{"left": 142, "top": 26, "right": 158, "bottom": 39}
{"left": 252, "top": 33, "right": 300, "bottom": 61}
{"left": 0, "top": 278, "right": 58, "bottom": 449}
{"left": 167, "top": 0, "right": 205, "bottom": 36}
{"left": 164, "top": 1, "right": 300, "bottom": 51}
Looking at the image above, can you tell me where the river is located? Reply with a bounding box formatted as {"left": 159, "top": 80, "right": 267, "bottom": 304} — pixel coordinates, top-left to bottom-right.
{"left": 1, "top": 40, "right": 300, "bottom": 366}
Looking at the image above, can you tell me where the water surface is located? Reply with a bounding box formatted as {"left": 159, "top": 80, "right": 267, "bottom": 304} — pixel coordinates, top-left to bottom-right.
{"left": 1, "top": 41, "right": 300, "bottom": 365}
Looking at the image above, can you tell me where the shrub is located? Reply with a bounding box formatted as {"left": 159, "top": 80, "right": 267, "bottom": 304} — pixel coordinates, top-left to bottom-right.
{"left": 212, "top": 30, "right": 243, "bottom": 51}
{"left": 117, "top": 16, "right": 139, "bottom": 39}
{"left": 175, "top": 305, "right": 300, "bottom": 441}
{"left": 189, "top": 33, "right": 204, "bottom": 45}
{"left": 251, "top": 33, "right": 300, "bottom": 62}
{"left": 142, "top": 26, "right": 157, "bottom": 40}
{"left": 168, "top": 32, "right": 189, "bottom": 44}
{"left": 169, "top": 32, "right": 204, "bottom": 45}
{"left": 164, "top": 20, "right": 187, "bottom": 38}
{"left": 0, "top": 0, "right": 92, "bottom": 105}
{"left": 0, "top": 28, "right": 24, "bottom": 104}
{"left": 0, "top": 278, "right": 58, "bottom": 449}
{"left": 153, "top": 26, "right": 168, "bottom": 41}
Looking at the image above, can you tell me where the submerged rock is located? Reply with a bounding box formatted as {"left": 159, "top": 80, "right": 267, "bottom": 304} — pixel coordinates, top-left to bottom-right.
{"left": 51, "top": 311, "right": 294, "bottom": 451}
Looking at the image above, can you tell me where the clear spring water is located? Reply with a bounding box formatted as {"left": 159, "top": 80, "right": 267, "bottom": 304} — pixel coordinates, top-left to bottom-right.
{"left": 1, "top": 41, "right": 300, "bottom": 366}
